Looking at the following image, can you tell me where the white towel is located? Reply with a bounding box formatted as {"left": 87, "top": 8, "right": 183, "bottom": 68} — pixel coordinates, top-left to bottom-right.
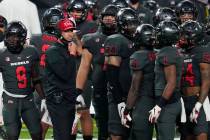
{"left": 180, "top": 97, "right": 187, "bottom": 123}
{"left": 203, "top": 97, "right": 210, "bottom": 121}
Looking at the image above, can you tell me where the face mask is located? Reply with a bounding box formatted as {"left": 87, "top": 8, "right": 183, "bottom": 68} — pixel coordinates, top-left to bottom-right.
{"left": 130, "top": 0, "right": 139, "bottom": 4}
{"left": 0, "top": 31, "right": 4, "bottom": 42}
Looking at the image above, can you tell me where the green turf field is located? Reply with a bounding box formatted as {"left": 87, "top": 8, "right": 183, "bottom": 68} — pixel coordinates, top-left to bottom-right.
{"left": 19, "top": 119, "right": 98, "bottom": 139}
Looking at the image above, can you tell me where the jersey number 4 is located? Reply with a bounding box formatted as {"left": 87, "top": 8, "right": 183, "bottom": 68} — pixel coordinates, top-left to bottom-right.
{"left": 16, "top": 66, "right": 27, "bottom": 89}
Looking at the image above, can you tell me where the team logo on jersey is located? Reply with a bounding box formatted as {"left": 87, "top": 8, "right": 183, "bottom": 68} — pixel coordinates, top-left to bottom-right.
{"left": 26, "top": 55, "right": 32, "bottom": 59}
{"left": 184, "top": 58, "right": 192, "bottom": 63}
{"left": 95, "top": 38, "right": 100, "bottom": 43}
{"left": 5, "top": 57, "right": 10, "bottom": 62}
{"left": 17, "top": 56, "right": 21, "bottom": 60}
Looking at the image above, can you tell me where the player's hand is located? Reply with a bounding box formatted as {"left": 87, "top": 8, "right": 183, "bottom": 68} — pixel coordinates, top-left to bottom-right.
{"left": 117, "top": 102, "right": 132, "bottom": 128}
{"left": 75, "top": 89, "right": 86, "bottom": 111}
{"left": 149, "top": 105, "right": 161, "bottom": 123}
{"left": 121, "top": 107, "right": 132, "bottom": 128}
{"left": 190, "top": 102, "right": 202, "bottom": 123}
{"left": 71, "top": 112, "right": 81, "bottom": 134}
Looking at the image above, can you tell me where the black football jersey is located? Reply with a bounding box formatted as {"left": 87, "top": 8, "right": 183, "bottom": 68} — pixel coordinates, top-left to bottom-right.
{"left": 0, "top": 46, "right": 39, "bottom": 95}
{"left": 82, "top": 29, "right": 107, "bottom": 89}
{"left": 181, "top": 45, "right": 210, "bottom": 88}
{"left": 30, "top": 32, "right": 58, "bottom": 89}
{"left": 130, "top": 50, "right": 156, "bottom": 97}
{"left": 104, "top": 33, "right": 136, "bottom": 94}
{"left": 154, "top": 46, "right": 183, "bottom": 101}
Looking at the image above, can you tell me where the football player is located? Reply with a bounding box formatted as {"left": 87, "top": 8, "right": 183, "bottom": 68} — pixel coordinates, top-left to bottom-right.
{"left": 1, "top": 21, "right": 44, "bottom": 140}
{"left": 179, "top": 20, "right": 210, "bottom": 140}
{"left": 104, "top": 8, "right": 139, "bottom": 140}
{"left": 148, "top": 21, "right": 182, "bottom": 140}
{"left": 76, "top": 4, "right": 119, "bottom": 140}
{"left": 30, "top": 7, "right": 65, "bottom": 139}
{"left": 124, "top": 24, "right": 156, "bottom": 140}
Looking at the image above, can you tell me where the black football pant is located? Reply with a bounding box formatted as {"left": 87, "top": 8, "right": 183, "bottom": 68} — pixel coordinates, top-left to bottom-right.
{"left": 46, "top": 92, "right": 75, "bottom": 140}
{"left": 129, "top": 96, "right": 155, "bottom": 140}
{"left": 92, "top": 88, "right": 108, "bottom": 140}
{"left": 156, "top": 99, "right": 181, "bottom": 140}
{"left": 2, "top": 93, "right": 41, "bottom": 140}
{"left": 107, "top": 92, "right": 130, "bottom": 139}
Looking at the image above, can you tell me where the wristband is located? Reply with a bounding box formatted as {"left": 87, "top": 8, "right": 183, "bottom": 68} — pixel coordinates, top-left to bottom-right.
{"left": 157, "top": 96, "right": 168, "bottom": 108}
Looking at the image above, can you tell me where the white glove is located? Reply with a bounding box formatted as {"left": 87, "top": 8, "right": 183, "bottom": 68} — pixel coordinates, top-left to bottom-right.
{"left": 190, "top": 102, "right": 202, "bottom": 123}
{"left": 149, "top": 105, "right": 162, "bottom": 123}
{"left": 76, "top": 94, "right": 86, "bottom": 111}
{"left": 117, "top": 102, "right": 132, "bottom": 128}
{"left": 41, "top": 99, "right": 47, "bottom": 113}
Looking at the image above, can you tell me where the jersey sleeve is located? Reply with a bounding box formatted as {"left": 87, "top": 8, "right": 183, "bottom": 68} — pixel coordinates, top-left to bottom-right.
{"left": 81, "top": 34, "right": 94, "bottom": 54}
{"left": 197, "top": 47, "right": 210, "bottom": 64}
{"left": 130, "top": 52, "right": 148, "bottom": 71}
{"left": 104, "top": 36, "right": 121, "bottom": 57}
{"left": 159, "top": 47, "right": 177, "bottom": 66}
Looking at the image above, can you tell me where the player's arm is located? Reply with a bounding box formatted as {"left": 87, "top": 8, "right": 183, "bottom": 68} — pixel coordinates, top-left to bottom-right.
{"left": 198, "top": 63, "right": 210, "bottom": 103}
{"left": 160, "top": 65, "right": 177, "bottom": 105}
{"left": 126, "top": 70, "right": 143, "bottom": 109}
{"left": 104, "top": 37, "right": 124, "bottom": 103}
{"left": 76, "top": 49, "right": 93, "bottom": 90}
{"left": 72, "top": 32, "right": 83, "bottom": 56}
{"left": 157, "top": 49, "right": 178, "bottom": 107}
{"left": 31, "top": 60, "right": 45, "bottom": 99}
{"left": 149, "top": 64, "right": 176, "bottom": 123}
